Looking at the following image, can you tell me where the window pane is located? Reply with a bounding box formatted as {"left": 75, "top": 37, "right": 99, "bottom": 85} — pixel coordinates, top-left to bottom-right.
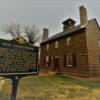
{"left": 98, "top": 40, "right": 100, "bottom": 46}
{"left": 46, "top": 44, "right": 49, "bottom": 50}
{"left": 73, "top": 53, "right": 76, "bottom": 67}
{"left": 55, "top": 41, "right": 58, "bottom": 48}
{"left": 46, "top": 56, "right": 49, "bottom": 64}
{"left": 67, "top": 54, "right": 73, "bottom": 66}
{"left": 67, "top": 37, "right": 71, "bottom": 45}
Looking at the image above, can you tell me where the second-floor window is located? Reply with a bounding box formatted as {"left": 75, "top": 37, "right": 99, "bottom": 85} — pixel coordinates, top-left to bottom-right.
{"left": 46, "top": 44, "right": 49, "bottom": 50}
{"left": 55, "top": 41, "right": 59, "bottom": 48}
{"left": 67, "top": 37, "right": 71, "bottom": 46}
{"left": 98, "top": 40, "right": 100, "bottom": 46}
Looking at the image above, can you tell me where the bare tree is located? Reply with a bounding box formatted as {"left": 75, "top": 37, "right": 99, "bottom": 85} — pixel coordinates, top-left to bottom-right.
{"left": 3, "top": 23, "right": 41, "bottom": 45}
{"left": 24, "top": 25, "right": 41, "bottom": 45}
{"left": 14, "top": 23, "right": 20, "bottom": 38}
{"left": 3, "top": 23, "right": 21, "bottom": 39}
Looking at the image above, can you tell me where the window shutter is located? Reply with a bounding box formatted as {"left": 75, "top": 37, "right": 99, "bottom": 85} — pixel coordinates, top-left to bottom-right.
{"left": 49, "top": 56, "right": 51, "bottom": 66}
{"left": 73, "top": 53, "right": 76, "bottom": 67}
{"left": 64, "top": 54, "right": 67, "bottom": 67}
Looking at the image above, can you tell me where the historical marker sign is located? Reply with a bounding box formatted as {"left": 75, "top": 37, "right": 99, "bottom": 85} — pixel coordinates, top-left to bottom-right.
{"left": 0, "top": 38, "right": 38, "bottom": 76}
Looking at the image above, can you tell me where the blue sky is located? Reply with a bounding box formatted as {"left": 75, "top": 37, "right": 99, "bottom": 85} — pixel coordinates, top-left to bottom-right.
{"left": 0, "top": 0, "right": 100, "bottom": 39}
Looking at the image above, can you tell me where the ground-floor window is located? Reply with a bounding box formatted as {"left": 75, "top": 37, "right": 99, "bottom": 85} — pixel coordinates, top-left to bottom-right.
{"left": 67, "top": 54, "right": 73, "bottom": 66}
{"left": 64, "top": 53, "right": 76, "bottom": 67}
{"left": 45, "top": 56, "right": 51, "bottom": 66}
{"left": 46, "top": 56, "right": 49, "bottom": 66}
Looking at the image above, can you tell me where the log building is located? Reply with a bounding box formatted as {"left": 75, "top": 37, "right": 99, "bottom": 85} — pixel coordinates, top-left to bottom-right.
{"left": 40, "top": 5, "right": 100, "bottom": 78}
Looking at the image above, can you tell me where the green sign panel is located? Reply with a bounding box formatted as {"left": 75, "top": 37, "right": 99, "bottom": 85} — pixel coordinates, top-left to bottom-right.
{"left": 0, "top": 38, "right": 38, "bottom": 76}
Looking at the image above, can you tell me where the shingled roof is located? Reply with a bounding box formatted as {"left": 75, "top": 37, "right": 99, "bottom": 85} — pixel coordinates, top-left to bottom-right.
{"left": 41, "top": 24, "right": 85, "bottom": 44}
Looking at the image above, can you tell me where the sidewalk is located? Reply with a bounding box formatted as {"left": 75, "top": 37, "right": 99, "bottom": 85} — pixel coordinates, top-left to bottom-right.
{"left": 39, "top": 70, "right": 56, "bottom": 76}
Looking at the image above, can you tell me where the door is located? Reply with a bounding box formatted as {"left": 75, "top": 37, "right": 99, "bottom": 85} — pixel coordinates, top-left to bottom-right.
{"left": 54, "top": 58, "right": 59, "bottom": 71}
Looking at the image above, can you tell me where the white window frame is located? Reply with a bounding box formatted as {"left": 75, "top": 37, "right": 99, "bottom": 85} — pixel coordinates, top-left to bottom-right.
{"left": 67, "top": 53, "right": 73, "bottom": 66}
{"left": 46, "top": 56, "right": 49, "bottom": 64}
{"left": 98, "top": 40, "right": 100, "bottom": 47}
{"left": 67, "top": 37, "right": 71, "bottom": 46}
{"left": 55, "top": 41, "right": 59, "bottom": 48}
{"left": 46, "top": 44, "right": 49, "bottom": 50}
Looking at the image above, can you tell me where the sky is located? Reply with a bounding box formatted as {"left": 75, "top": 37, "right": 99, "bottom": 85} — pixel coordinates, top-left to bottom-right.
{"left": 0, "top": 0, "right": 100, "bottom": 39}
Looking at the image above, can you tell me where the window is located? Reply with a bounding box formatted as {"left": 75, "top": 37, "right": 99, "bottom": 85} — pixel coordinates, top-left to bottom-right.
{"left": 55, "top": 41, "right": 59, "bottom": 48}
{"left": 46, "top": 44, "right": 49, "bottom": 50}
{"left": 73, "top": 53, "right": 76, "bottom": 67}
{"left": 98, "top": 40, "right": 100, "bottom": 46}
{"left": 67, "top": 37, "right": 71, "bottom": 46}
{"left": 66, "top": 53, "right": 76, "bottom": 67}
{"left": 46, "top": 56, "right": 49, "bottom": 64}
{"left": 45, "top": 56, "right": 51, "bottom": 66}
{"left": 67, "top": 54, "right": 73, "bottom": 66}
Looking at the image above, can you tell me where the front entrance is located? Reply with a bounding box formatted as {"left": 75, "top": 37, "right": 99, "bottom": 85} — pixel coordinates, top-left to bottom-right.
{"left": 54, "top": 57, "right": 59, "bottom": 71}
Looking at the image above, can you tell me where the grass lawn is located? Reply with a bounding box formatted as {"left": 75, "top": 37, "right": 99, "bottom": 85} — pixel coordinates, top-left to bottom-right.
{"left": 0, "top": 75, "right": 100, "bottom": 100}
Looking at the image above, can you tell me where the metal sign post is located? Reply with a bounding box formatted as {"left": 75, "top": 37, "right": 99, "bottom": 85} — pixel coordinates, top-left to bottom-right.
{"left": 5, "top": 75, "right": 34, "bottom": 100}
{"left": 10, "top": 76, "right": 20, "bottom": 100}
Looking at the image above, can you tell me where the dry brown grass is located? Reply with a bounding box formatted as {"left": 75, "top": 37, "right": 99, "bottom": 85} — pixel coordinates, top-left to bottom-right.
{"left": 0, "top": 75, "right": 100, "bottom": 100}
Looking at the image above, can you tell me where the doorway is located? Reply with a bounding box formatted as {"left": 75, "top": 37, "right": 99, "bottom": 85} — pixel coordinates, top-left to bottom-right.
{"left": 54, "top": 57, "right": 59, "bottom": 71}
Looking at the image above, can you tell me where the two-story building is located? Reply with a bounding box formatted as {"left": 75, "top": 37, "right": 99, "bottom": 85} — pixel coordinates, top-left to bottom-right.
{"left": 40, "top": 5, "right": 100, "bottom": 78}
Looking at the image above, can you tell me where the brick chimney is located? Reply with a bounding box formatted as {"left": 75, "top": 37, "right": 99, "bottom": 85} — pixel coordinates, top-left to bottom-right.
{"left": 42, "top": 28, "right": 49, "bottom": 42}
{"left": 79, "top": 5, "right": 88, "bottom": 25}
{"left": 62, "top": 18, "right": 76, "bottom": 32}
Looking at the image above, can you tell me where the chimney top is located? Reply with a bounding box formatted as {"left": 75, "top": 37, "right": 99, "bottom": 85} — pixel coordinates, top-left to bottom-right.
{"left": 62, "top": 18, "right": 76, "bottom": 25}
{"left": 42, "top": 28, "right": 49, "bottom": 42}
{"left": 62, "top": 18, "right": 76, "bottom": 32}
{"left": 79, "top": 5, "right": 88, "bottom": 25}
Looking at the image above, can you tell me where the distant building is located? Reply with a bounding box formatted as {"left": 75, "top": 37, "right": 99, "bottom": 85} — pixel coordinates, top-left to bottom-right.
{"left": 40, "top": 5, "right": 100, "bottom": 78}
